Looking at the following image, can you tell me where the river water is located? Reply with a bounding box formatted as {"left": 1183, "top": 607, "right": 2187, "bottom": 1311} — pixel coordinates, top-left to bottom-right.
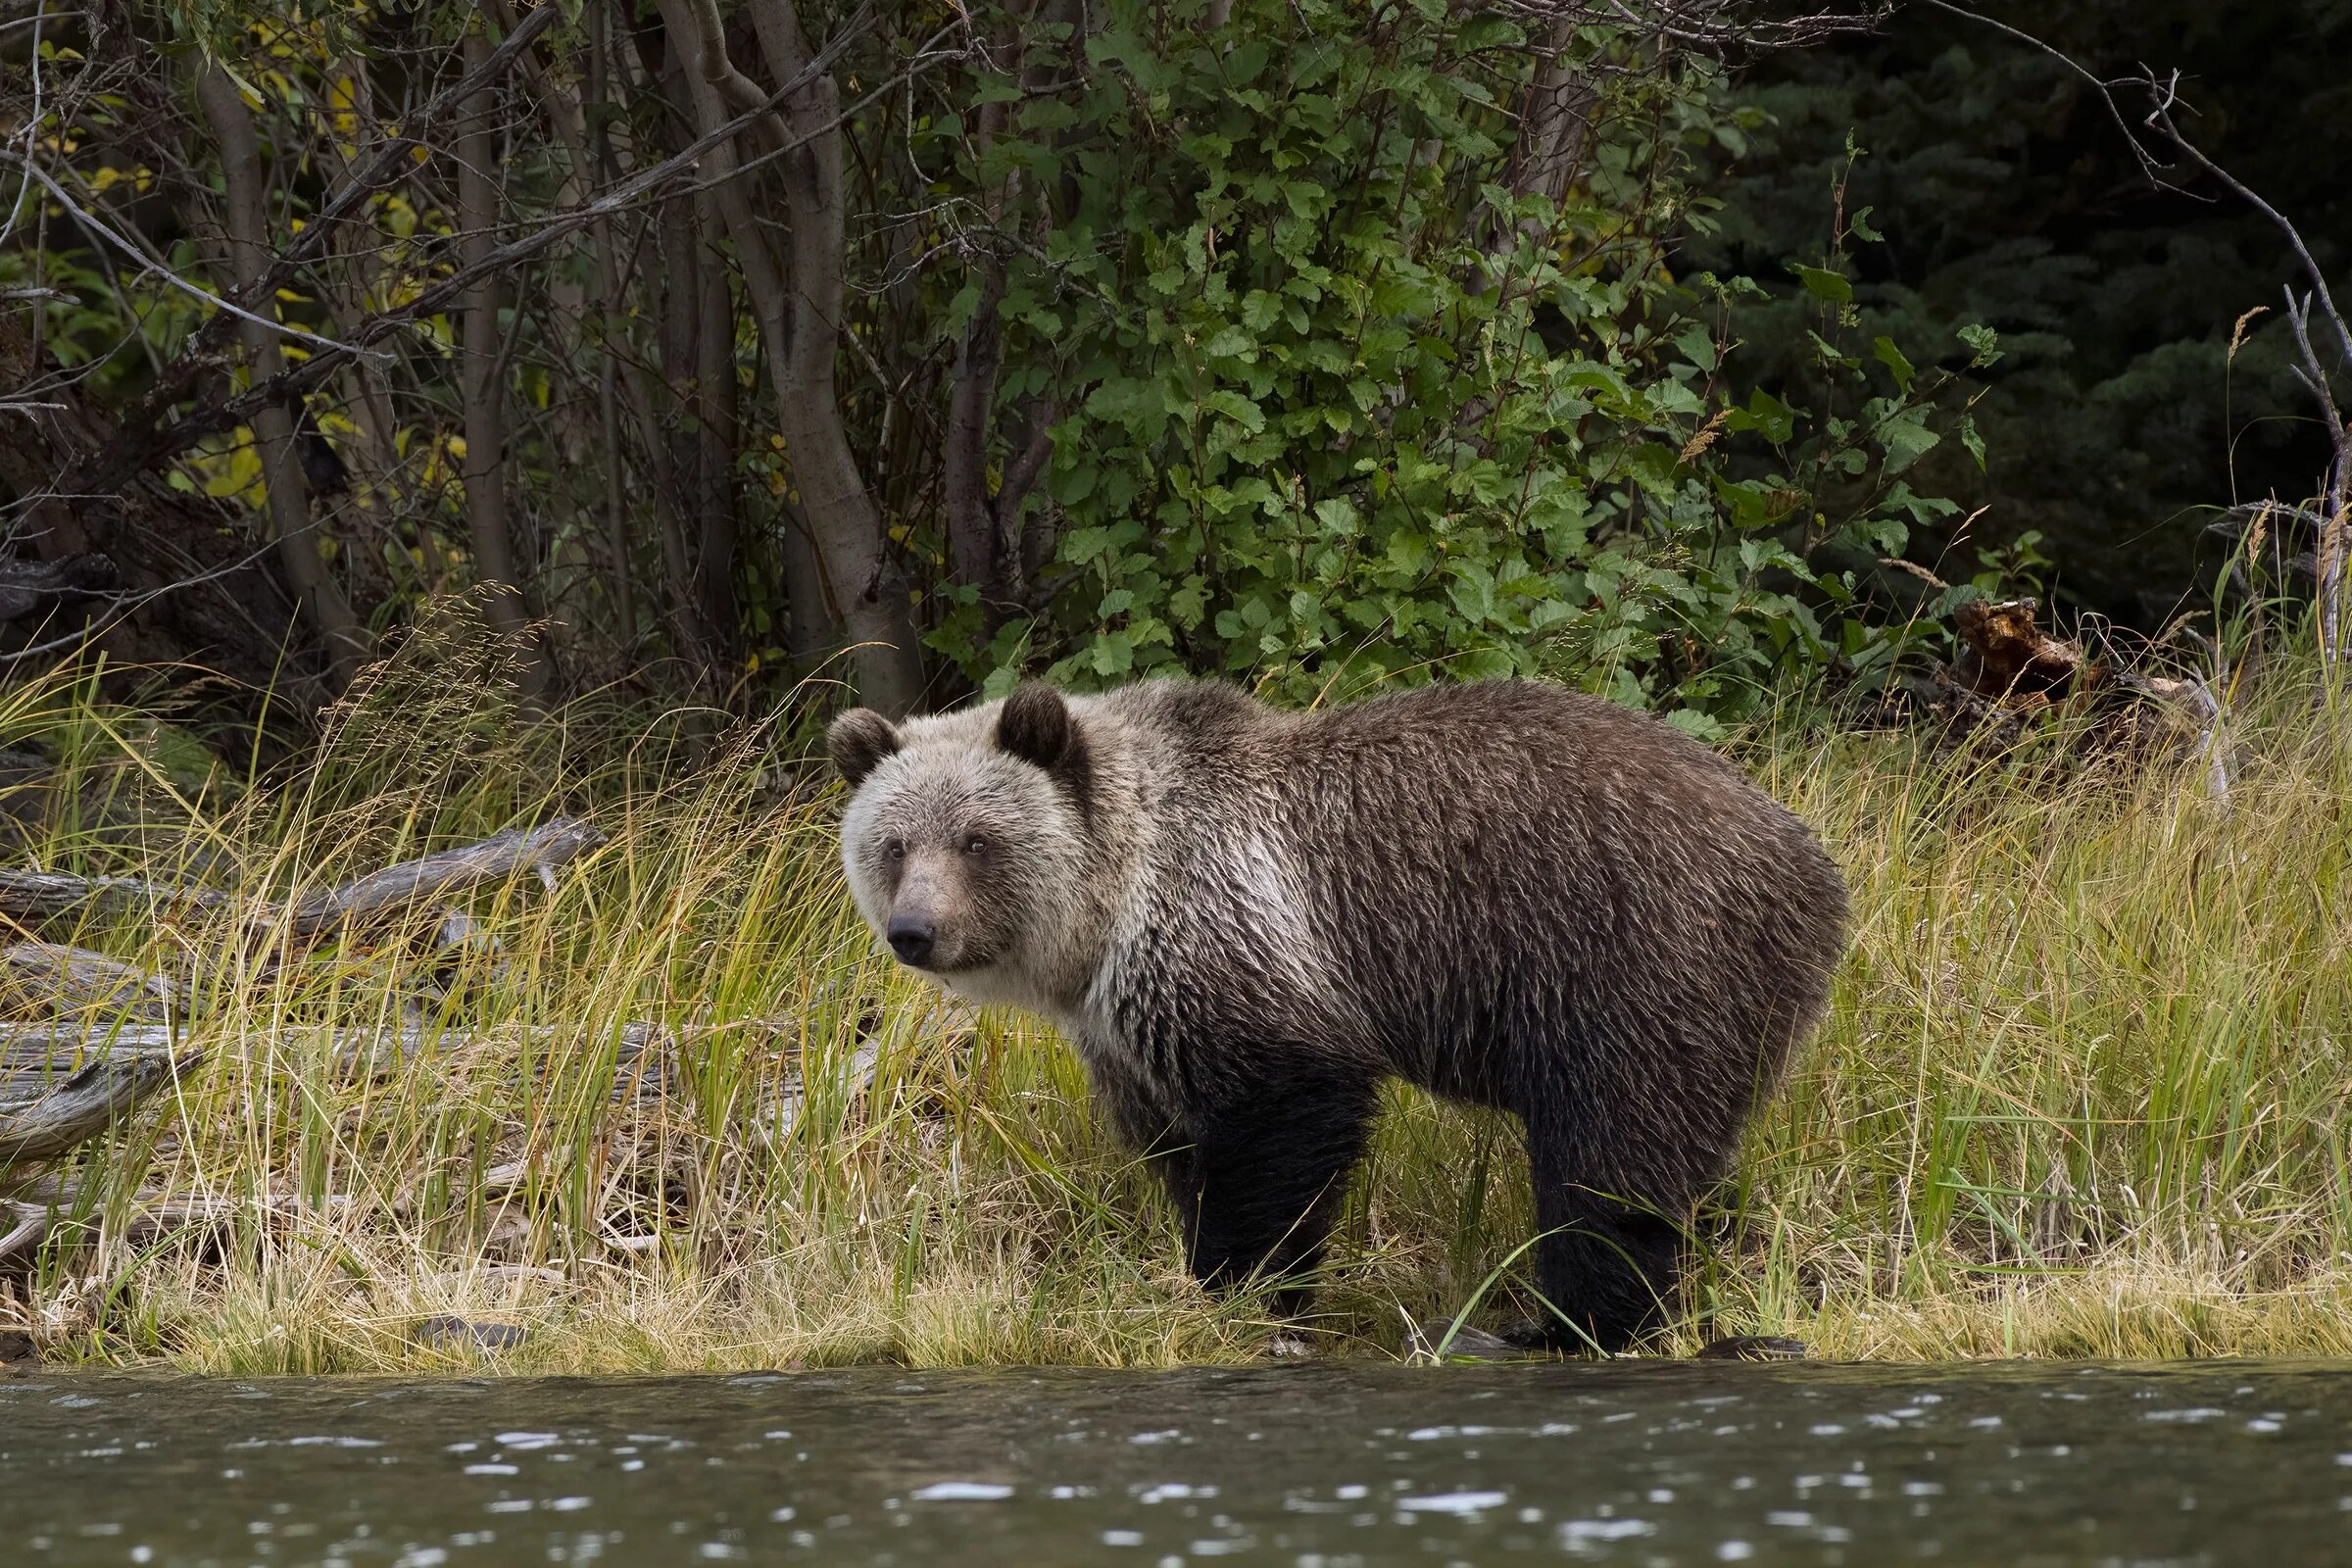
{"left": 0, "top": 1360, "right": 2345, "bottom": 1565}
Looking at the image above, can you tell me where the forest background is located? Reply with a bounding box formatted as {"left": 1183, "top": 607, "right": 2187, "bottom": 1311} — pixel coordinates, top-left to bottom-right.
{"left": 3, "top": 0, "right": 2341, "bottom": 732}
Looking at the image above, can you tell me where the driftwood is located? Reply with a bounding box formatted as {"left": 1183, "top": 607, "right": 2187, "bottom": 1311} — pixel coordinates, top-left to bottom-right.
{"left": 0, "top": 815, "right": 604, "bottom": 938}
{"left": 268, "top": 817, "right": 606, "bottom": 941}
{"left": 0, "top": 816, "right": 612, "bottom": 1227}
{"left": 0, "top": 1019, "right": 671, "bottom": 1093}
{"left": 0, "top": 944, "right": 184, "bottom": 1022}
{"left": 0, "top": 869, "right": 228, "bottom": 923}
{"left": 0, "top": 1047, "right": 197, "bottom": 1165}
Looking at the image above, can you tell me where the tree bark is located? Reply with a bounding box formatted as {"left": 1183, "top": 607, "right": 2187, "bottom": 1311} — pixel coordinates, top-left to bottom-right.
{"left": 692, "top": 197, "right": 742, "bottom": 661}
{"left": 650, "top": 0, "right": 869, "bottom": 695}
{"left": 735, "top": 0, "right": 928, "bottom": 714}
{"left": 589, "top": 0, "right": 638, "bottom": 651}
{"left": 942, "top": 95, "right": 1017, "bottom": 622}
{"left": 193, "top": 64, "right": 368, "bottom": 689}
{"left": 1507, "top": 25, "right": 1595, "bottom": 219}
{"left": 459, "top": 26, "right": 554, "bottom": 699}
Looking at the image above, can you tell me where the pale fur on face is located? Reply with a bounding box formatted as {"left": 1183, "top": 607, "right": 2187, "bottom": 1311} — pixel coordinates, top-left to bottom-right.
{"left": 835, "top": 704, "right": 1100, "bottom": 1010}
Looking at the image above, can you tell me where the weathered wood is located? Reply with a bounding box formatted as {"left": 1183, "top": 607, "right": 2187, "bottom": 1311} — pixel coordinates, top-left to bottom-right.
{"left": 0, "top": 1047, "right": 197, "bottom": 1166}
{"left": 0, "top": 817, "right": 601, "bottom": 935}
{"left": 768, "top": 1037, "right": 882, "bottom": 1143}
{"left": 0, "top": 1202, "right": 46, "bottom": 1260}
{"left": 0, "top": 869, "right": 229, "bottom": 923}
{"left": 0, "top": 1019, "right": 670, "bottom": 1096}
{"left": 0, "top": 554, "right": 119, "bottom": 622}
{"left": 269, "top": 817, "right": 606, "bottom": 939}
{"left": 0, "top": 944, "right": 184, "bottom": 1022}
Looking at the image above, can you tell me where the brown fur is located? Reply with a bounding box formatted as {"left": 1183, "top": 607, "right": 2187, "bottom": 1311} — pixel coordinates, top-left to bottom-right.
{"left": 830, "top": 677, "right": 1848, "bottom": 1350}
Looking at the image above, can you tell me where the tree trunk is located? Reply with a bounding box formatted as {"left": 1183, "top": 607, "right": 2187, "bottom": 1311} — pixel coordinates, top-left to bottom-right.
{"left": 737, "top": 0, "right": 929, "bottom": 714}
{"left": 588, "top": 0, "right": 638, "bottom": 653}
{"left": 458, "top": 26, "right": 553, "bottom": 699}
{"left": 1507, "top": 26, "right": 1595, "bottom": 220}
{"left": 192, "top": 64, "right": 368, "bottom": 689}
{"left": 693, "top": 198, "right": 741, "bottom": 662}
{"left": 942, "top": 94, "right": 1016, "bottom": 624}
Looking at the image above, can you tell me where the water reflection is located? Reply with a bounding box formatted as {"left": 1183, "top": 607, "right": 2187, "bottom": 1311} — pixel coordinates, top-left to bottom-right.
{"left": 0, "top": 1361, "right": 2345, "bottom": 1564}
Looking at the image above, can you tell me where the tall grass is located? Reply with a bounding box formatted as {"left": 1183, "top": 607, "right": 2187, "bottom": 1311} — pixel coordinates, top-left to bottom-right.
{"left": 0, "top": 639, "right": 2346, "bottom": 1370}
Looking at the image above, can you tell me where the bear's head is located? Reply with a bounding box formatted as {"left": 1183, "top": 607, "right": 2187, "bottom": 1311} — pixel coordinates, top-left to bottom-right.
{"left": 827, "top": 683, "right": 1096, "bottom": 999}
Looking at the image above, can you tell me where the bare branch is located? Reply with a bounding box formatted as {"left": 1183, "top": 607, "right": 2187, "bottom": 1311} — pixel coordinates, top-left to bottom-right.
{"left": 67, "top": 2, "right": 904, "bottom": 498}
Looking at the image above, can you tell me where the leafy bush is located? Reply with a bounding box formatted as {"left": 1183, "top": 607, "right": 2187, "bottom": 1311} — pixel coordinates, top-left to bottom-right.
{"left": 922, "top": 2, "right": 1991, "bottom": 723}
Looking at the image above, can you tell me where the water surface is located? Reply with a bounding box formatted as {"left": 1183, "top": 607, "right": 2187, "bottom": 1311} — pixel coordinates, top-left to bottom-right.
{"left": 1, "top": 1360, "right": 2347, "bottom": 1564}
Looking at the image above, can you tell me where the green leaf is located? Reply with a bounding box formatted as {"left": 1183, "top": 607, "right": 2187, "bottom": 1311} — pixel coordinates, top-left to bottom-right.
{"left": 1958, "top": 414, "right": 1986, "bottom": 472}
{"left": 1662, "top": 709, "right": 1728, "bottom": 743}
{"left": 1957, "top": 323, "right": 2003, "bottom": 368}
{"left": 1089, "top": 632, "right": 1135, "bottom": 676}
{"left": 1871, "top": 336, "right": 1916, "bottom": 393}
{"left": 1725, "top": 387, "right": 1796, "bottom": 444}
{"left": 1201, "top": 389, "right": 1265, "bottom": 432}
{"left": 1312, "top": 497, "right": 1361, "bottom": 536}
{"left": 1673, "top": 323, "right": 1719, "bottom": 373}
{"left": 1875, "top": 408, "right": 1942, "bottom": 476}
{"left": 1790, "top": 264, "right": 1852, "bottom": 304}
{"left": 1202, "top": 325, "right": 1254, "bottom": 360}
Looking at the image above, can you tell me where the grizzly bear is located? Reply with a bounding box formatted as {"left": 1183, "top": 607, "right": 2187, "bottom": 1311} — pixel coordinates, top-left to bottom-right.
{"left": 827, "top": 678, "right": 1846, "bottom": 1353}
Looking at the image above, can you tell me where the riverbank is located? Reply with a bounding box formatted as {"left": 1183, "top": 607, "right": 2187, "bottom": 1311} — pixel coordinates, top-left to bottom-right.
{"left": 1, "top": 657, "right": 2346, "bottom": 1372}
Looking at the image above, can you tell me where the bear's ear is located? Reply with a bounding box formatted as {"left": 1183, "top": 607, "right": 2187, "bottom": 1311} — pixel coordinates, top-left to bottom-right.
{"left": 826, "top": 708, "right": 901, "bottom": 788}
{"left": 996, "top": 682, "right": 1075, "bottom": 771}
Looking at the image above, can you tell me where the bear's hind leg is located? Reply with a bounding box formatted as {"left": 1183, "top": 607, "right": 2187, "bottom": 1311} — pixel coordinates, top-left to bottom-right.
{"left": 1173, "top": 1068, "right": 1377, "bottom": 1316}
{"left": 1523, "top": 1123, "right": 1687, "bottom": 1354}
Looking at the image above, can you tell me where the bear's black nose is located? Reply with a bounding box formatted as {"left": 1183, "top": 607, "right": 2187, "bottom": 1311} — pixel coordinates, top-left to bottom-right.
{"left": 887, "top": 914, "right": 936, "bottom": 967}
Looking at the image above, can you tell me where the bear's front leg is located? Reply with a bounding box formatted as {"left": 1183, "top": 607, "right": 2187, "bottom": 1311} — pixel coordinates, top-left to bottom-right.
{"left": 1161, "top": 1065, "right": 1379, "bottom": 1316}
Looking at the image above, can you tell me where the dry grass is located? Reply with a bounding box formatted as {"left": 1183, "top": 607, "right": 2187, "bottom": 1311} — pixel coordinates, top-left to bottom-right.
{"left": 1, "top": 639, "right": 2346, "bottom": 1371}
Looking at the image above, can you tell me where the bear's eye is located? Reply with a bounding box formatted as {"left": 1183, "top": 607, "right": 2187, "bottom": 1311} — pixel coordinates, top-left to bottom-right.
{"left": 963, "top": 835, "right": 987, "bottom": 857}
{"left": 884, "top": 838, "right": 905, "bottom": 862}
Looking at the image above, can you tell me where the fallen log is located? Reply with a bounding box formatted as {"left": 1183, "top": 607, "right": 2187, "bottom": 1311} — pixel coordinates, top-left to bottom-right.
{"left": 0, "top": 1047, "right": 196, "bottom": 1166}
{"left": 268, "top": 816, "right": 606, "bottom": 941}
{"left": 0, "top": 944, "right": 184, "bottom": 1022}
{"left": 0, "top": 869, "right": 229, "bottom": 923}
{"left": 769, "top": 1037, "right": 883, "bottom": 1143}
{"left": 0, "top": 1202, "right": 45, "bottom": 1260}
{"left": 0, "top": 1019, "right": 672, "bottom": 1095}
{"left": 0, "top": 816, "right": 603, "bottom": 938}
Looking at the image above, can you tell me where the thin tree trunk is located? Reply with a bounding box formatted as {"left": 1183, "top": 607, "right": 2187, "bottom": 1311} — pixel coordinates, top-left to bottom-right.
{"left": 589, "top": 0, "right": 637, "bottom": 651}
{"left": 318, "top": 56, "right": 411, "bottom": 599}
{"left": 193, "top": 64, "right": 368, "bottom": 690}
{"left": 637, "top": 32, "right": 730, "bottom": 685}
{"left": 735, "top": 0, "right": 928, "bottom": 713}
{"left": 693, "top": 197, "right": 741, "bottom": 661}
{"left": 652, "top": 0, "right": 861, "bottom": 694}
{"left": 458, "top": 26, "right": 553, "bottom": 699}
{"left": 942, "top": 94, "right": 1016, "bottom": 622}
{"left": 1506, "top": 26, "right": 1594, "bottom": 223}
{"left": 944, "top": 3, "right": 1074, "bottom": 629}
